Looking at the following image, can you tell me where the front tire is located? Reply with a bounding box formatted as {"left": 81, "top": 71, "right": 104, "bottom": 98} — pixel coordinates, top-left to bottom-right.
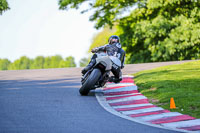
{"left": 79, "top": 69, "right": 101, "bottom": 95}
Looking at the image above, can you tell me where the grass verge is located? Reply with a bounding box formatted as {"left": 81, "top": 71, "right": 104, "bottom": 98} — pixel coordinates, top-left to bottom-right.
{"left": 133, "top": 60, "right": 200, "bottom": 118}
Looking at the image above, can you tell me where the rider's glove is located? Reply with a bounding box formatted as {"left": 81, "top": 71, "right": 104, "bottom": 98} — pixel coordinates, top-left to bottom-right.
{"left": 91, "top": 48, "right": 98, "bottom": 53}
{"left": 121, "top": 65, "right": 124, "bottom": 69}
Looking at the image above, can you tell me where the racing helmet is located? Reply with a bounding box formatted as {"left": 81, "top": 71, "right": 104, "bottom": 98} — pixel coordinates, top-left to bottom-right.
{"left": 108, "top": 35, "right": 120, "bottom": 44}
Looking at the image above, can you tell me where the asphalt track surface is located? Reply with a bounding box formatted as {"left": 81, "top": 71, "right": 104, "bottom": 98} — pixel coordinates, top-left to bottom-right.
{"left": 0, "top": 61, "right": 192, "bottom": 133}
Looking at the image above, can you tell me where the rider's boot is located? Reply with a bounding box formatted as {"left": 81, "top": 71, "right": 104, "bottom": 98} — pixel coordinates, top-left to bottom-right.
{"left": 108, "top": 71, "right": 122, "bottom": 83}
{"left": 81, "top": 59, "right": 96, "bottom": 75}
{"left": 109, "top": 76, "right": 122, "bottom": 83}
{"left": 114, "top": 72, "right": 122, "bottom": 83}
{"left": 113, "top": 77, "right": 122, "bottom": 83}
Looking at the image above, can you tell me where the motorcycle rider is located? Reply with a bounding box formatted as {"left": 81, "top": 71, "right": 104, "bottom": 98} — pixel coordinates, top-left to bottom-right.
{"left": 81, "top": 35, "right": 125, "bottom": 83}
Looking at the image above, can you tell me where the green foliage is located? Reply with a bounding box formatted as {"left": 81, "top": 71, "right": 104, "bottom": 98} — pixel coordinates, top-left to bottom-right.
{"left": 64, "top": 56, "right": 76, "bottom": 67}
{"left": 30, "top": 56, "right": 45, "bottom": 69}
{"left": 8, "top": 56, "right": 32, "bottom": 70}
{"left": 0, "top": 58, "right": 11, "bottom": 70}
{"left": 79, "top": 57, "right": 89, "bottom": 67}
{"left": 0, "top": 55, "right": 77, "bottom": 70}
{"left": 0, "top": 0, "right": 9, "bottom": 15}
{"left": 119, "top": 0, "right": 200, "bottom": 63}
{"left": 50, "top": 55, "right": 63, "bottom": 68}
{"left": 43, "top": 55, "right": 76, "bottom": 68}
{"left": 44, "top": 56, "right": 51, "bottom": 69}
{"left": 58, "top": 0, "right": 139, "bottom": 29}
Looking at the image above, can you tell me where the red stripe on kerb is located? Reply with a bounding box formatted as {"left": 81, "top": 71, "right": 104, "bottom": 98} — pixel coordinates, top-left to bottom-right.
{"left": 104, "top": 90, "right": 139, "bottom": 96}
{"left": 109, "top": 99, "right": 149, "bottom": 106}
{"left": 116, "top": 105, "right": 156, "bottom": 111}
{"left": 120, "top": 78, "right": 134, "bottom": 83}
{"left": 149, "top": 115, "right": 195, "bottom": 124}
{"left": 103, "top": 85, "right": 133, "bottom": 91}
{"left": 179, "top": 125, "right": 200, "bottom": 131}
{"left": 106, "top": 94, "right": 143, "bottom": 100}
{"left": 129, "top": 110, "right": 170, "bottom": 117}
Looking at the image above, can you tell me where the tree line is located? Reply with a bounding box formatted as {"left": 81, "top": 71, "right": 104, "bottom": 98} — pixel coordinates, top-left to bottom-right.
{"left": 2, "top": 0, "right": 200, "bottom": 65}
{"left": 0, "top": 55, "right": 77, "bottom": 70}
{"left": 59, "top": 0, "right": 200, "bottom": 64}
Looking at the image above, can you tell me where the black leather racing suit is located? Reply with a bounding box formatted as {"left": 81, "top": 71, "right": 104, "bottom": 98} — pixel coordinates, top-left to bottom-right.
{"left": 91, "top": 43, "right": 125, "bottom": 82}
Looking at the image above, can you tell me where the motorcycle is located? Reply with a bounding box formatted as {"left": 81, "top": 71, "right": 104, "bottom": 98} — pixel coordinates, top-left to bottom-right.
{"left": 79, "top": 51, "right": 121, "bottom": 95}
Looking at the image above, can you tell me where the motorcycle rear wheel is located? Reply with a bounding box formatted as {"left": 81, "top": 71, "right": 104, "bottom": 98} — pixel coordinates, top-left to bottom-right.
{"left": 79, "top": 68, "right": 101, "bottom": 95}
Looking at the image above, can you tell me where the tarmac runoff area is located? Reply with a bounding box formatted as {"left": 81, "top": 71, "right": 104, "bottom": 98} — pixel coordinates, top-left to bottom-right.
{"left": 94, "top": 75, "right": 200, "bottom": 133}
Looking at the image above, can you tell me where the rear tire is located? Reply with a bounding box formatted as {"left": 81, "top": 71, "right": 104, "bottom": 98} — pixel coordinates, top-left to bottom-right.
{"left": 79, "top": 69, "right": 101, "bottom": 96}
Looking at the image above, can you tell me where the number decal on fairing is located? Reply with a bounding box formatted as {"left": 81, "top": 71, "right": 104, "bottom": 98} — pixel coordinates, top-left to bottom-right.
{"left": 114, "top": 52, "right": 117, "bottom": 57}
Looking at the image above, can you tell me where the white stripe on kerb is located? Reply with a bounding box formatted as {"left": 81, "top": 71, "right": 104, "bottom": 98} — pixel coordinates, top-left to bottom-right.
{"left": 105, "top": 83, "right": 135, "bottom": 88}
{"left": 107, "top": 96, "right": 147, "bottom": 103}
{"left": 104, "top": 93, "right": 141, "bottom": 98}
{"left": 113, "top": 103, "right": 154, "bottom": 109}
{"left": 121, "top": 107, "right": 164, "bottom": 115}
{"left": 161, "top": 119, "right": 200, "bottom": 128}
{"left": 122, "top": 75, "right": 134, "bottom": 78}
{"left": 135, "top": 112, "right": 183, "bottom": 122}
{"left": 104, "top": 86, "right": 138, "bottom": 93}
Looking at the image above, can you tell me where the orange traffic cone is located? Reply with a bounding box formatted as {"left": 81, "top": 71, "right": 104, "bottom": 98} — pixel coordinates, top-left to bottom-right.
{"left": 170, "top": 97, "right": 176, "bottom": 109}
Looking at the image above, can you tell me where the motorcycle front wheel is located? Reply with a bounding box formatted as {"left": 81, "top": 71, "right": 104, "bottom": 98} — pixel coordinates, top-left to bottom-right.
{"left": 79, "top": 68, "right": 101, "bottom": 96}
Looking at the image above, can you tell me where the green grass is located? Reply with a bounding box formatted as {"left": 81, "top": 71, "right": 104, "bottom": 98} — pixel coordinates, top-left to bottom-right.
{"left": 133, "top": 60, "right": 200, "bottom": 118}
